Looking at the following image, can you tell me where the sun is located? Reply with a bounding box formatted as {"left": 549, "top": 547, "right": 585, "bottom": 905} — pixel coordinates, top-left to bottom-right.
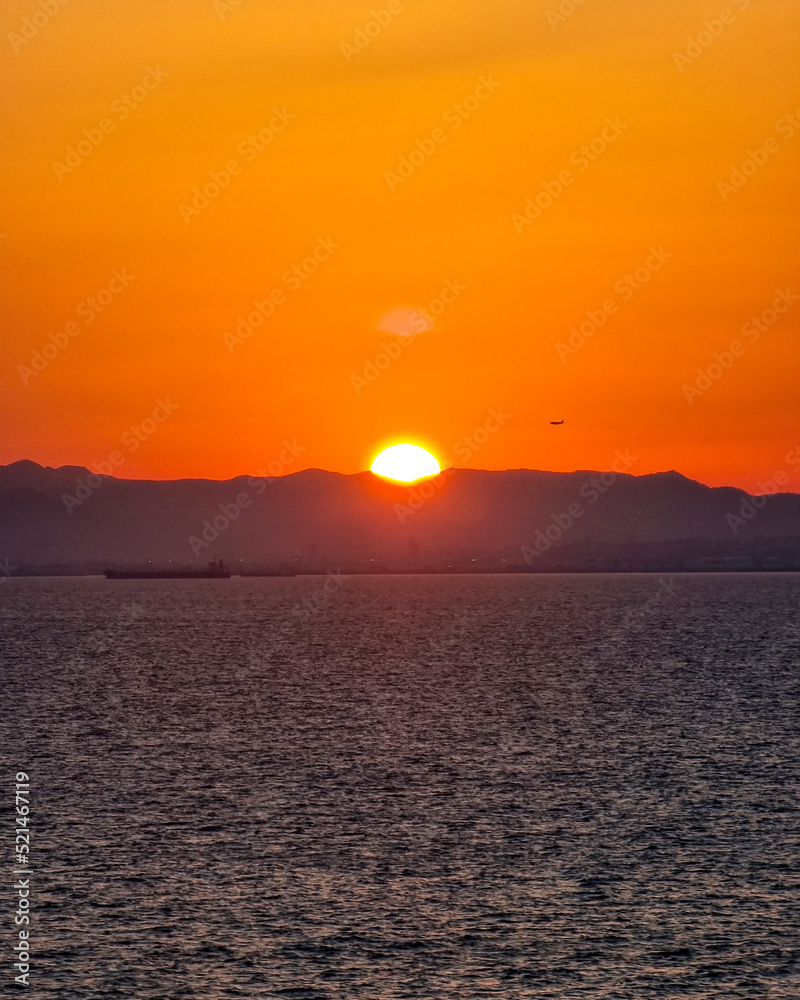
{"left": 371, "top": 444, "right": 441, "bottom": 483}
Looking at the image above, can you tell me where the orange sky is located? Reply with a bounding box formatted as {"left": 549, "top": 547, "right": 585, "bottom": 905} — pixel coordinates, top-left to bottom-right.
{"left": 1, "top": 0, "right": 798, "bottom": 492}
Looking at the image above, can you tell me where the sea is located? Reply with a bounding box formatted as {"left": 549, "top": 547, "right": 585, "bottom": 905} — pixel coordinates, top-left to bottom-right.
{"left": 1, "top": 573, "right": 798, "bottom": 998}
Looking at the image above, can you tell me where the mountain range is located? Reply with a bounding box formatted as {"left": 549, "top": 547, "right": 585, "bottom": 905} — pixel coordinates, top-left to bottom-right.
{"left": 1, "top": 459, "right": 799, "bottom": 572}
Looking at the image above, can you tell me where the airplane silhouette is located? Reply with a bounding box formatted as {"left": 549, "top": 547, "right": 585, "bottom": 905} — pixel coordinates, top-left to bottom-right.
{"left": 550, "top": 419, "right": 564, "bottom": 425}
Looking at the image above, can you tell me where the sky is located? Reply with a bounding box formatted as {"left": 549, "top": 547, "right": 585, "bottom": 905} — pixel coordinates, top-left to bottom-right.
{"left": 1, "top": 0, "right": 798, "bottom": 492}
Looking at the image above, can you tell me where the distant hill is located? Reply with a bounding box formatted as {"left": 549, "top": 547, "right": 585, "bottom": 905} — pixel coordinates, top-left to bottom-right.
{"left": 1, "top": 460, "right": 799, "bottom": 572}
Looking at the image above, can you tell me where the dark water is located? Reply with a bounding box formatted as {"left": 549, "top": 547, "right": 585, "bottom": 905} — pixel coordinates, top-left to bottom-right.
{"left": 1, "top": 573, "right": 798, "bottom": 998}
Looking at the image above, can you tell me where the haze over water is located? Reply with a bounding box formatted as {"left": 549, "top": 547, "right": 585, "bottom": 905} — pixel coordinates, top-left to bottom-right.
{"left": 3, "top": 573, "right": 798, "bottom": 998}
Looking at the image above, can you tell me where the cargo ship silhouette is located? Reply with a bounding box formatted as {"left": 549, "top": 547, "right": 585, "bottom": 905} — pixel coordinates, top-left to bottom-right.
{"left": 104, "top": 559, "right": 231, "bottom": 579}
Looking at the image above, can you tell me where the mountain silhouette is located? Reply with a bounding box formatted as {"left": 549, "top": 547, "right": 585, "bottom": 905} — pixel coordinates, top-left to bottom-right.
{"left": 1, "top": 460, "right": 798, "bottom": 571}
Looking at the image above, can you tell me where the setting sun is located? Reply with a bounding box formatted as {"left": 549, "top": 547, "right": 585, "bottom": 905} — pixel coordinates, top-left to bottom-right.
{"left": 371, "top": 444, "right": 441, "bottom": 483}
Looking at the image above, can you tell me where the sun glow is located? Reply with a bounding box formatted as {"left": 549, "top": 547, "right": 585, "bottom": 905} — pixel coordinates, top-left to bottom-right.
{"left": 370, "top": 444, "right": 441, "bottom": 483}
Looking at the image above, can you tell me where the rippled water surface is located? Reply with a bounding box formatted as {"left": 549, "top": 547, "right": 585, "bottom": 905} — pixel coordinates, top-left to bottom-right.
{"left": 2, "top": 573, "right": 799, "bottom": 998}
